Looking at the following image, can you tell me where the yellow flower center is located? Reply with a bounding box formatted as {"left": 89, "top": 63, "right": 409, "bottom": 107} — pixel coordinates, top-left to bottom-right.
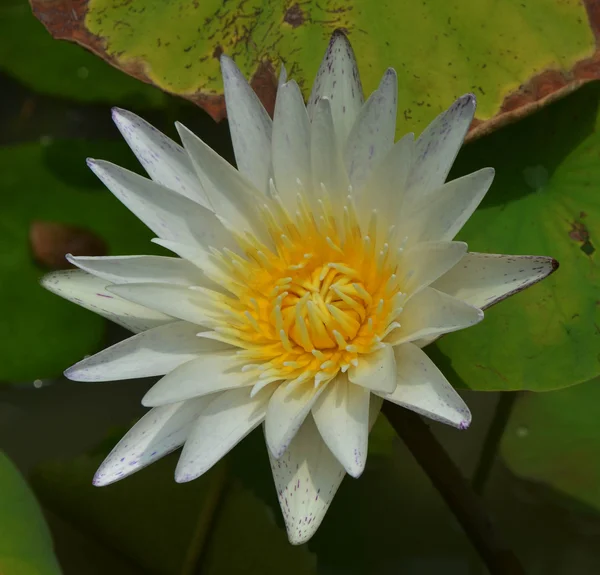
{"left": 204, "top": 189, "right": 406, "bottom": 391}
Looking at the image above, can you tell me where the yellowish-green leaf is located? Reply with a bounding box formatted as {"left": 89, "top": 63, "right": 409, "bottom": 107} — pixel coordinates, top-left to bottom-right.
{"left": 32, "top": 0, "right": 598, "bottom": 138}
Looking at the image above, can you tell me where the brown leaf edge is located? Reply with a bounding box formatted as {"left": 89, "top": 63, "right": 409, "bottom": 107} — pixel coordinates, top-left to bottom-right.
{"left": 30, "top": 0, "right": 600, "bottom": 138}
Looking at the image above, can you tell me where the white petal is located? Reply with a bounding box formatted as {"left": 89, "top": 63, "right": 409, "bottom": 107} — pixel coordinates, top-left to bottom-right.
{"left": 142, "top": 352, "right": 255, "bottom": 407}
{"left": 399, "top": 241, "right": 467, "bottom": 299}
{"left": 278, "top": 63, "right": 287, "bottom": 87}
{"left": 312, "top": 373, "right": 370, "bottom": 477}
{"left": 407, "top": 94, "right": 476, "bottom": 199}
{"left": 432, "top": 252, "right": 558, "bottom": 310}
{"left": 344, "top": 68, "right": 397, "bottom": 190}
{"left": 269, "top": 374, "right": 385, "bottom": 544}
{"left": 175, "top": 123, "right": 272, "bottom": 245}
{"left": 311, "top": 98, "right": 349, "bottom": 202}
{"left": 369, "top": 394, "right": 384, "bottom": 426}
{"left": 221, "top": 55, "right": 272, "bottom": 194}
{"left": 268, "top": 416, "right": 346, "bottom": 545}
{"left": 175, "top": 384, "right": 275, "bottom": 482}
{"left": 111, "top": 108, "right": 209, "bottom": 206}
{"left": 40, "top": 270, "right": 171, "bottom": 333}
{"left": 348, "top": 344, "right": 396, "bottom": 393}
{"left": 307, "top": 30, "right": 364, "bottom": 147}
{"left": 151, "top": 239, "right": 231, "bottom": 293}
{"left": 93, "top": 397, "right": 210, "bottom": 486}
{"left": 402, "top": 168, "right": 494, "bottom": 246}
{"left": 87, "top": 160, "right": 237, "bottom": 250}
{"left": 272, "top": 80, "right": 311, "bottom": 207}
{"left": 379, "top": 343, "right": 471, "bottom": 428}
{"left": 355, "top": 133, "right": 413, "bottom": 233}
{"left": 65, "top": 321, "right": 230, "bottom": 382}
{"left": 387, "top": 287, "right": 483, "bottom": 345}
{"left": 107, "top": 283, "right": 218, "bottom": 327}
{"left": 66, "top": 255, "right": 205, "bottom": 287}
{"left": 265, "top": 382, "right": 325, "bottom": 459}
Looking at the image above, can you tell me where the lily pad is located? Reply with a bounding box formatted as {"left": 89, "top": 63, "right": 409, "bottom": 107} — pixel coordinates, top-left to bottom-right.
{"left": 1, "top": 0, "right": 165, "bottom": 106}
{"left": 32, "top": 0, "right": 597, "bottom": 139}
{"left": 0, "top": 451, "right": 62, "bottom": 575}
{"left": 431, "top": 81, "right": 600, "bottom": 392}
{"left": 501, "top": 376, "right": 600, "bottom": 513}
{"left": 0, "top": 139, "right": 159, "bottom": 382}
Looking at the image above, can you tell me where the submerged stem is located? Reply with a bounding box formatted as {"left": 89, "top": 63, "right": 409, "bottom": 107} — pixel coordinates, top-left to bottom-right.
{"left": 382, "top": 402, "right": 525, "bottom": 575}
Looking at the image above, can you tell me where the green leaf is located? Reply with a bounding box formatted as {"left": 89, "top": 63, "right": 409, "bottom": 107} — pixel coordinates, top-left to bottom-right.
{"left": 501, "top": 376, "right": 600, "bottom": 514}
{"left": 32, "top": 0, "right": 598, "bottom": 138}
{"left": 0, "top": 140, "right": 159, "bottom": 382}
{"left": 0, "top": 451, "right": 62, "bottom": 575}
{"left": 0, "top": 0, "right": 165, "bottom": 106}
{"left": 431, "top": 81, "right": 600, "bottom": 392}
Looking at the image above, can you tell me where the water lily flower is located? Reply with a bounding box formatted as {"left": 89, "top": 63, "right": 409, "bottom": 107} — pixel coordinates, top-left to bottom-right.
{"left": 42, "top": 30, "right": 556, "bottom": 544}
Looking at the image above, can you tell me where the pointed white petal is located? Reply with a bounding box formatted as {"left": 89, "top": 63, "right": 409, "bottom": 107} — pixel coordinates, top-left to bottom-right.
{"left": 387, "top": 287, "right": 483, "bottom": 345}
{"left": 175, "top": 123, "right": 271, "bottom": 244}
{"left": 265, "top": 382, "right": 325, "bottom": 459}
{"left": 151, "top": 239, "right": 231, "bottom": 293}
{"left": 142, "top": 352, "right": 255, "bottom": 407}
{"left": 87, "top": 160, "right": 237, "bottom": 250}
{"left": 369, "top": 394, "right": 383, "bottom": 426}
{"left": 176, "top": 384, "right": 275, "bottom": 482}
{"left": 348, "top": 344, "right": 396, "bottom": 393}
{"left": 93, "top": 397, "right": 210, "bottom": 486}
{"left": 407, "top": 94, "right": 476, "bottom": 199}
{"left": 269, "top": 371, "right": 386, "bottom": 544}
{"left": 41, "top": 270, "right": 171, "bottom": 333}
{"left": 107, "top": 283, "right": 218, "bottom": 327}
{"left": 272, "top": 80, "right": 311, "bottom": 206}
{"left": 311, "top": 97, "right": 349, "bottom": 202}
{"left": 268, "top": 415, "right": 345, "bottom": 545}
{"left": 379, "top": 343, "right": 471, "bottom": 428}
{"left": 111, "top": 108, "right": 209, "bottom": 206}
{"left": 307, "top": 31, "right": 364, "bottom": 147}
{"left": 432, "top": 252, "right": 558, "bottom": 310}
{"left": 221, "top": 55, "right": 272, "bottom": 194}
{"left": 355, "top": 132, "right": 413, "bottom": 232}
{"left": 399, "top": 241, "right": 467, "bottom": 299}
{"left": 345, "top": 68, "right": 397, "bottom": 190}
{"left": 65, "top": 321, "right": 231, "bottom": 382}
{"left": 312, "top": 373, "right": 370, "bottom": 478}
{"left": 66, "top": 255, "right": 205, "bottom": 287}
{"left": 402, "top": 168, "right": 494, "bottom": 246}
{"left": 278, "top": 63, "right": 287, "bottom": 87}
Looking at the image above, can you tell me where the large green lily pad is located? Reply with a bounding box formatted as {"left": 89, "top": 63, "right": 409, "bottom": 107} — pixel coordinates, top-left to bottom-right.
{"left": 0, "top": 451, "right": 62, "bottom": 575}
{"left": 0, "top": 140, "right": 158, "bottom": 382}
{"left": 431, "top": 81, "right": 600, "bottom": 392}
{"left": 1, "top": 0, "right": 165, "bottom": 106}
{"left": 501, "top": 376, "right": 600, "bottom": 514}
{"left": 31, "top": 0, "right": 598, "bottom": 139}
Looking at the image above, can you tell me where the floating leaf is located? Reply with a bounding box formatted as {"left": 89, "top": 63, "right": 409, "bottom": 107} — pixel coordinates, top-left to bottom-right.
{"left": 1, "top": 0, "right": 165, "bottom": 106}
{"left": 0, "top": 139, "right": 159, "bottom": 382}
{"left": 430, "top": 82, "right": 600, "bottom": 391}
{"left": 32, "top": 0, "right": 598, "bottom": 139}
{"left": 0, "top": 451, "right": 62, "bottom": 575}
{"left": 501, "top": 377, "right": 600, "bottom": 514}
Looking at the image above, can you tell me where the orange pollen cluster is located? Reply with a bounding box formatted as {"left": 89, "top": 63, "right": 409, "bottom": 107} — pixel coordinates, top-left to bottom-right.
{"left": 201, "top": 185, "right": 407, "bottom": 392}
